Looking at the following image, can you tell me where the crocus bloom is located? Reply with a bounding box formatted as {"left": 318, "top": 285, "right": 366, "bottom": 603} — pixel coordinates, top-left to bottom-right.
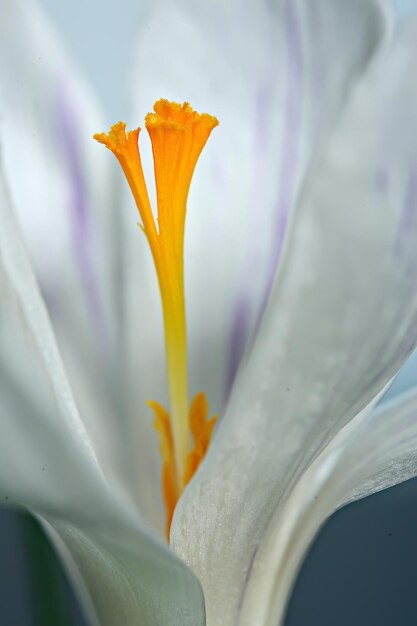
{"left": 2, "top": 0, "right": 417, "bottom": 625}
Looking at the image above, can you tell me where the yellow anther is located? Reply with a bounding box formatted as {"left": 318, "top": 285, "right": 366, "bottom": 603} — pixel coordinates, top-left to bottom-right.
{"left": 149, "top": 393, "right": 217, "bottom": 539}
{"left": 183, "top": 392, "right": 218, "bottom": 486}
{"left": 94, "top": 100, "right": 219, "bottom": 538}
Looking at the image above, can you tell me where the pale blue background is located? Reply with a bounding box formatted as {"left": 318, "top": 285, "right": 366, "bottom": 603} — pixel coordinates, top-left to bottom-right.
{"left": 3, "top": 0, "right": 417, "bottom": 624}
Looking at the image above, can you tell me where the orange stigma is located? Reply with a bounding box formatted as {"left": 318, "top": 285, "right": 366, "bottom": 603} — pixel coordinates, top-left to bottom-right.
{"left": 94, "top": 100, "right": 218, "bottom": 539}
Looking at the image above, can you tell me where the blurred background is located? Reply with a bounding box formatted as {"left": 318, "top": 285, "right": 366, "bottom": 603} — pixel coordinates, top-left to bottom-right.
{"left": 2, "top": 0, "right": 417, "bottom": 624}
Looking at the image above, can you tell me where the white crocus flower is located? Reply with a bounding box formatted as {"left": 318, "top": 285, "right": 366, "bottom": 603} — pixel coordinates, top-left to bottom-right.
{"left": 2, "top": 0, "right": 417, "bottom": 625}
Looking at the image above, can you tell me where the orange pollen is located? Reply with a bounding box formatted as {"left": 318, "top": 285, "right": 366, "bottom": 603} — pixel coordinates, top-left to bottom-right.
{"left": 94, "top": 100, "right": 219, "bottom": 540}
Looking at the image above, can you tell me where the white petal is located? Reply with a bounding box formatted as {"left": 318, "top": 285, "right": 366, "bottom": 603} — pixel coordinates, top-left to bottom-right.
{"left": 239, "top": 388, "right": 417, "bottom": 626}
{"left": 39, "top": 514, "right": 206, "bottom": 626}
{"left": 0, "top": 170, "right": 204, "bottom": 626}
{"left": 171, "top": 17, "right": 417, "bottom": 626}
{"left": 0, "top": 168, "right": 105, "bottom": 513}
{"left": 0, "top": 0, "right": 108, "bottom": 288}
{"left": 0, "top": 0, "right": 132, "bottom": 488}
{"left": 127, "top": 0, "right": 391, "bottom": 418}
{"left": 339, "top": 392, "right": 417, "bottom": 505}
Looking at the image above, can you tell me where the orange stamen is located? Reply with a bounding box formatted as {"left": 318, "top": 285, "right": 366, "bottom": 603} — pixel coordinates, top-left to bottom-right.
{"left": 148, "top": 401, "right": 179, "bottom": 538}
{"left": 149, "top": 393, "right": 217, "bottom": 539}
{"left": 184, "top": 392, "right": 218, "bottom": 486}
{"left": 94, "top": 100, "right": 219, "bottom": 540}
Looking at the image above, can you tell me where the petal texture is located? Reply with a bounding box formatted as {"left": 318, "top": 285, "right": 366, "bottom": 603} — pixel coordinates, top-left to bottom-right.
{"left": 240, "top": 388, "right": 417, "bottom": 626}
{"left": 0, "top": 0, "right": 129, "bottom": 485}
{"left": 0, "top": 169, "right": 205, "bottom": 626}
{"left": 43, "top": 515, "right": 206, "bottom": 626}
{"left": 0, "top": 168, "right": 105, "bottom": 516}
{"left": 171, "top": 16, "right": 417, "bottom": 626}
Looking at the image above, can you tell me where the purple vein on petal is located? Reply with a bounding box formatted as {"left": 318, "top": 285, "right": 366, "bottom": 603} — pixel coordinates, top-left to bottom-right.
{"left": 259, "top": 0, "right": 303, "bottom": 319}
{"left": 224, "top": 0, "right": 303, "bottom": 402}
{"left": 54, "top": 84, "right": 106, "bottom": 343}
{"left": 224, "top": 297, "right": 251, "bottom": 404}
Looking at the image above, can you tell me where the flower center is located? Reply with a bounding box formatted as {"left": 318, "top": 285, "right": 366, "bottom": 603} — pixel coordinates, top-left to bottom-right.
{"left": 94, "top": 99, "right": 219, "bottom": 538}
